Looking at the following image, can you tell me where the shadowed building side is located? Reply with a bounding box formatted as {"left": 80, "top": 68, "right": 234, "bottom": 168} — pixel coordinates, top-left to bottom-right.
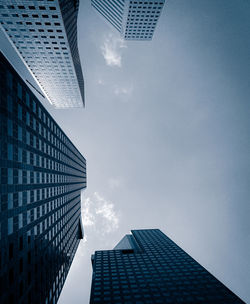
{"left": 0, "top": 52, "right": 86, "bottom": 304}
{"left": 58, "top": 0, "right": 84, "bottom": 106}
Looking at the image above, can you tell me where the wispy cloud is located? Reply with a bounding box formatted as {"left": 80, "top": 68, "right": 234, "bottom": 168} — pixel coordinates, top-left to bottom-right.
{"left": 81, "top": 197, "right": 95, "bottom": 227}
{"left": 94, "top": 192, "right": 119, "bottom": 233}
{"left": 97, "top": 79, "right": 104, "bottom": 85}
{"left": 101, "top": 33, "right": 127, "bottom": 67}
{"left": 81, "top": 192, "right": 120, "bottom": 235}
{"left": 108, "top": 177, "right": 123, "bottom": 190}
{"left": 114, "top": 85, "right": 133, "bottom": 97}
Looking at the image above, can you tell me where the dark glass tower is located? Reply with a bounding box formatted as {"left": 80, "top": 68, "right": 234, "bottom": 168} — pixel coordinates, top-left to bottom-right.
{"left": 0, "top": 52, "right": 86, "bottom": 304}
{"left": 90, "top": 229, "right": 244, "bottom": 303}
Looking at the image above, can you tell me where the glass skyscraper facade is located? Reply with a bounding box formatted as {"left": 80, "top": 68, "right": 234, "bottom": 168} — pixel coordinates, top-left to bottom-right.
{"left": 91, "top": 0, "right": 125, "bottom": 33}
{"left": 0, "top": 0, "right": 84, "bottom": 108}
{"left": 90, "top": 229, "right": 244, "bottom": 303}
{"left": 91, "top": 0, "right": 165, "bottom": 41}
{"left": 0, "top": 51, "right": 86, "bottom": 304}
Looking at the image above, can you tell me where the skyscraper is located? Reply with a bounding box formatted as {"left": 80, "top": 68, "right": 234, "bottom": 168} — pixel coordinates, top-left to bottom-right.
{"left": 90, "top": 229, "right": 244, "bottom": 303}
{"left": 91, "top": 0, "right": 165, "bottom": 41}
{"left": 0, "top": 51, "right": 86, "bottom": 304}
{"left": 0, "top": 0, "right": 84, "bottom": 108}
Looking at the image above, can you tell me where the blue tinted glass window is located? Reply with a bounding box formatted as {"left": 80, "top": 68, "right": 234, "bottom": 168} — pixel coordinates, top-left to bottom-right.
{"left": 18, "top": 148, "right": 22, "bottom": 162}
{"left": 8, "top": 168, "right": 13, "bottom": 184}
{"left": 33, "top": 100, "right": 36, "bottom": 113}
{"left": 8, "top": 143, "right": 13, "bottom": 160}
{"left": 7, "top": 119, "right": 13, "bottom": 136}
{"left": 7, "top": 71, "right": 13, "bottom": 89}
{"left": 18, "top": 192, "right": 23, "bottom": 207}
{"left": 18, "top": 214, "right": 23, "bottom": 229}
{"left": 26, "top": 132, "right": 30, "bottom": 145}
{"left": 26, "top": 112, "right": 30, "bottom": 126}
{"left": 8, "top": 217, "right": 13, "bottom": 235}
{"left": 26, "top": 92, "right": 30, "bottom": 106}
{"left": 18, "top": 104, "right": 22, "bottom": 119}
{"left": 18, "top": 126, "right": 22, "bottom": 141}
{"left": 7, "top": 94, "right": 12, "bottom": 112}
{"left": 8, "top": 193, "right": 13, "bottom": 210}
{"left": 17, "top": 82, "right": 22, "bottom": 99}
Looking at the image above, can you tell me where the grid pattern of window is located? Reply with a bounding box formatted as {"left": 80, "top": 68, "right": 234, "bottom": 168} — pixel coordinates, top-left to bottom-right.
{"left": 0, "top": 0, "right": 84, "bottom": 108}
{"left": 91, "top": 0, "right": 165, "bottom": 41}
{"left": 90, "top": 229, "right": 244, "bottom": 303}
{"left": 0, "top": 52, "right": 86, "bottom": 304}
{"left": 124, "top": 1, "right": 165, "bottom": 40}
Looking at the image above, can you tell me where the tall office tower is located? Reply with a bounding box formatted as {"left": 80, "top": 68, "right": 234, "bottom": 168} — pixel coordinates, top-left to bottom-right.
{"left": 0, "top": 0, "right": 84, "bottom": 108}
{"left": 0, "top": 52, "right": 86, "bottom": 304}
{"left": 91, "top": 0, "right": 165, "bottom": 41}
{"left": 90, "top": 229, "right": 244, "bottom": 303}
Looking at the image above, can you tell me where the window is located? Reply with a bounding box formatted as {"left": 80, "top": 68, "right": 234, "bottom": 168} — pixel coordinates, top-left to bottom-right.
{"left": 18, "top": 126, "right": 22, "bottom": 141}
{"left": 8, "top": 217, "right": 13, "bottom": 235}
{"left": 7, "top": 71, "right": 13, "bottom": 89}
{"left": 33, "top": 100, "right": 36, "bottom": 113}
{"left": 18, "top": 104, "right": 22, "bottom": 119}
{"left": 8, "top": 168, "right": 13, "bottom": 184}
{"left": 18, "top": 192, "right": 23, "bottom": 207}
{"left": 19, "top": 214, "right": 23, "bottom": 229}
{"left": 8, "top": 143, "right": 13, "bottom": 160}
{"left": 8, "top": 193, "right": 13, "bottom": 210}
{"left": 9, "top": 243, "right": 14, "bottom": 259}
{"left": 26, "top": 92, "right": 30, "bottom": 106}
{"left": 19, "top": 258, "right": 23, "bottom": 273}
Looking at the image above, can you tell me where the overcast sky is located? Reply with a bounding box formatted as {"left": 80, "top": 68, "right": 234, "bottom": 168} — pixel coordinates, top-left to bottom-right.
{"left": 55, "top": 1, "right": 250, "bottom": 302}
{"left": 1, "top": 0, "right": 249, "bottom": 303}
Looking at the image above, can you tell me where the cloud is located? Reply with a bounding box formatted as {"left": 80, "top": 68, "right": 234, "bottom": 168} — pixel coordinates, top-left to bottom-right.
{"left": 108, "top": 177, "right": 123, "bottom": 190}
{"left": 114, "top": 85, "right": 133, "bottom": 97}
{"left": 81, "top": 192, "right": 120, "bottom": 235}
{"left": 94, "top": 192, "right": 119, "bottom": 233}
{"left": 81, "top": 197, "right": 95, "bottom": 227}
{"left": 101, "top": 33, "right": 127, "bottom": 67}
{"left": 97, "top": 79, "right": 104, "bottom": 85}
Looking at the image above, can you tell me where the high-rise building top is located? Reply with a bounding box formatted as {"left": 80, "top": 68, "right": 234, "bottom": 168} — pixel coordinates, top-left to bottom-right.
{"left": 0, "top": 0, "right": 84, "bottom": 108}
{"left": 90, "top": 229, "right": 244, "bottom": 303}
{"left": 0, "top": 51, "right": 86, "bottom": 304}
{"left": 91, "top": 0, "right": 165, "bottom": 41}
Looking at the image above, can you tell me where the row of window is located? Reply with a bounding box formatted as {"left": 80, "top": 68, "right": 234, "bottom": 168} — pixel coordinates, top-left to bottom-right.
{"left": 128, "top": 10, "right": 161, "bottom": 14}
{"left": 2, "top": 168, "right": 83, "bottom": 186}
{"left": 4, "top": 98, "right": 85, "bottom": 167}
{"left": 130, "top": 1, "right": 164, "bottom": 5}
{"left": 127, "top": 16, "right": 159, "bottom": 21}
{"left": 2, "top": 13, "right": 59, "bottom": 19}
{"left": 3, "top": 148, "right": 83, "bottom": 175}
{"left": 129, "top": 6, "right": 163, "bottom": 9}
{"left": 4, "top": 5, "right": 57, "bottom": 11}
{"left": 7, "top": 205, "right": 79, "bottom": 239}
{"left": 1, "top": 236, "right": 79, "bottom": 303}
